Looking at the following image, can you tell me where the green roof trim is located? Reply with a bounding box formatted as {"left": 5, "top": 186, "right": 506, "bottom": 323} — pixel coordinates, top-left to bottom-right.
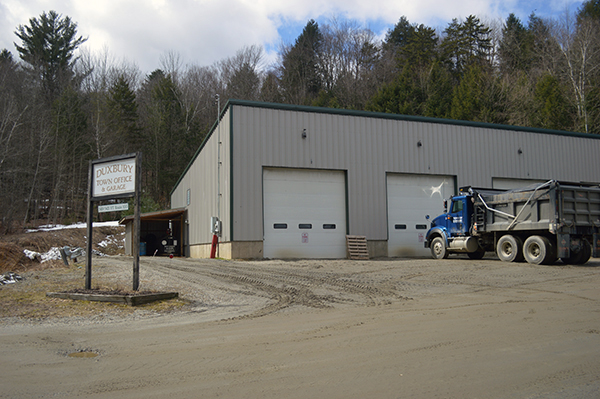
{"left": 171, "top": 99, "right": 599, "bottom": 196}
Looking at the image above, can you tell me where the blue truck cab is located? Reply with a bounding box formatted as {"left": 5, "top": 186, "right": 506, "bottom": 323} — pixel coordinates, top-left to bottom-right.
{"left": 425, "top": 192, "right": 483, "bottom": 259}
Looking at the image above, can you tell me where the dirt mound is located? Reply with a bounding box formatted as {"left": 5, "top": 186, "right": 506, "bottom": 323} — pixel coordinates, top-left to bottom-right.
{"left": 0, "top": 242, "right": 31, "bottom": 273}
{"left": 0, "top": 224, "right": 126, "bottom": 273}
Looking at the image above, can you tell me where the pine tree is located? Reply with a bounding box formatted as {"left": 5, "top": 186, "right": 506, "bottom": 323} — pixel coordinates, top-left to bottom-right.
{"left": 499, "top": 14, "right": 535, "bottom": 74}
{"left": 441, "top": 15, "right": 493, "bottom": 78}
{"left": 280, "top": 20, "right": 323, "bottom": 104}
{"left": 108, "top": 75, "right": 140, "bottom": 153}
{"left": 14, "top": 10, "right": 87, "bottom": 103}
{"left": 532, "top": 74, "right": 574, "bottom": 130}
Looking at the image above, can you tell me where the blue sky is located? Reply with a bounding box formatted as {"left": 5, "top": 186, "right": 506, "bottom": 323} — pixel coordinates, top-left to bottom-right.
{"left": 0, "top": 0, "right": 585, "bottom": 74}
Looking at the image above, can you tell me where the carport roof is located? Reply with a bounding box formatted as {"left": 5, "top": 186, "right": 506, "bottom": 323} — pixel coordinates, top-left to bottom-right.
{"left": 119, "top": 208, "right": 186, "bottom": 225}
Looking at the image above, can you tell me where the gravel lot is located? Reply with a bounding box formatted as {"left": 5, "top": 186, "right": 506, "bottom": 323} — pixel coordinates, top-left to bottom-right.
{"left": 1, "top": 255, "right": 600, "bottom": 398}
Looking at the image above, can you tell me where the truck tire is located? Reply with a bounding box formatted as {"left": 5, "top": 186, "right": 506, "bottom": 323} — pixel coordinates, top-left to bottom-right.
{"left": 523, "top": 235, "right": 555, "bottom": 265}
{"left": 467, "top": 247, "right": 485, "bottom": 259}
{"left": 496, "top": 235, "right": 523, "bottom": 262}
{"left": 430, "top": 237, "right": 449, "bottom": 259}
{"left": 578, "top": 240, "right": 592, "bottom": 264}
{"left": 563, "top": 240, "right": 592, "bottom": 265}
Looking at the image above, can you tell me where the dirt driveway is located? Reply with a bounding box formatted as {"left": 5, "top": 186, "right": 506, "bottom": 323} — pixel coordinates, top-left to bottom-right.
{"left": 1, "top": 256, "right": 600, "bottom": 398}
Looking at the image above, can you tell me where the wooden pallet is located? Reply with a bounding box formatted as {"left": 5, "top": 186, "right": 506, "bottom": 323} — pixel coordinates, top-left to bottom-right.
{"left": 346, "top": 235, "right": 369, "bottom": 260}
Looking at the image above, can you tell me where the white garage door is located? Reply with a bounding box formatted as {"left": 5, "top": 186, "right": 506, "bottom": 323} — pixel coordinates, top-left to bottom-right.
{"left": 387, "top": 174, "right": 455, "bottom": 257}
{"left": 263, "top": 168, "right": 347, "bottom": 259}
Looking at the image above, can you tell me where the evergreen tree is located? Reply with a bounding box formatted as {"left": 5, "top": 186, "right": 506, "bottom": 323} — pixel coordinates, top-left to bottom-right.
{"left": 370, "top": 17, "right": 441, "bottom": 117}
{"left": 441, "top": 15, "right": 493, "bottom": 77}
{"left": 139, "top": 70, "right": 186, "bottom": 206}
{"left": 108, "top": 75, "right": 140, "bottom": 153}
{"left": 48, "top": 85, "right": 90, "bottom": 223}
{"left": 423, "top": 62, "right": 454, "bottom": 118}
{"left": 366, "top": 67, "right": 424, "bottom": 115}
{"left": 578, "top": 0, "right": 600, "bottom": 23}
{"left": 499, "top": 14, "right": 534, "bottom": 74}
{"left": 450, "top": 64, "right": 504, "bottom": 123}
{"left": 260, "top": 71, "right": 283, "bottom": 103}
{"left": 280, "top": 20, "right": 323, "bottom": 104}
{"left": 14, "top": 10, "right": 87, "bottom": 103}
{"left": 532, "top": 74, "right": 574, "bottom": 130}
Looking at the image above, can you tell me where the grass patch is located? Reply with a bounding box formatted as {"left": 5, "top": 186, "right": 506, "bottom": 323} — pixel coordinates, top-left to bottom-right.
{"left": 0, "top": 265, "right": 186, "bottom": 320}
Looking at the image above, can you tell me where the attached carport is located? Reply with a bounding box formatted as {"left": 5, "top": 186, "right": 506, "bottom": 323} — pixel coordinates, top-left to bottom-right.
{"left": 120, "top": 208, "right": 186, "bottom": 257}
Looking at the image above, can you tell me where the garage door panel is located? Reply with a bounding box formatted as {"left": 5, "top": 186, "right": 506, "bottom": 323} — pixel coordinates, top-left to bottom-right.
{"left": 387, "top": 174, "right": 454, "bottom": 257}
{"left": 264, "top": 168, "right": 346, "bottom": 259}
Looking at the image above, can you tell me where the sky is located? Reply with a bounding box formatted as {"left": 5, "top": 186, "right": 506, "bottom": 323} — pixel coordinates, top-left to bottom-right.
{"left": 0, "top": 0, "right": 585, "bottom": 75}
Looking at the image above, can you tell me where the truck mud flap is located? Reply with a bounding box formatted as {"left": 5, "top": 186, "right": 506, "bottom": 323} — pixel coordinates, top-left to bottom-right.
{"left": 594, "top": 233, "right": 600, "bottom": 258}
{"left": 557, "top": 234, "right": 570, "bottom": 259}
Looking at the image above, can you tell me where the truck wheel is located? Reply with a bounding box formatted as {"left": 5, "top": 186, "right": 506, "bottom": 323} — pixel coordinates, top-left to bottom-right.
{"left": 523, "top": 236, "right": 555, "bottom": 265}
{"left": 431, "top": 237, "right": 449, "bottom": 259}
{"left": 567, "top": 240, "right": 592, "bottom": 265}
{"left": 562, "top": 246, "right": 584, "bottom": 264}
{"left": 578, "top": 240, "right": 592, "bottom": 264}
{"left": 467, "top": 247, "right": 485, "bottom": 259}
{"left": 496, "top": 235, "right": 523, "bottom": 262}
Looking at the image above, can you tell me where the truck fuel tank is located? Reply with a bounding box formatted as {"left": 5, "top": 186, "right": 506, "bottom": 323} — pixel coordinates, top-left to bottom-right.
{"left": 448, "top": 236, "right": 479, "bottom": 252}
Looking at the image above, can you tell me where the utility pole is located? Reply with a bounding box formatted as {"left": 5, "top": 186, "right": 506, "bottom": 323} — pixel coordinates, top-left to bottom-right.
{"left": 210, "top": 94, "right": 221, "bottom": 258}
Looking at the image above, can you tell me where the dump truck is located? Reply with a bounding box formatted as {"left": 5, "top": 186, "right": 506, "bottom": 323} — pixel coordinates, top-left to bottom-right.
{"left": 425, "top": 180, "right": 600, "bottom": 265}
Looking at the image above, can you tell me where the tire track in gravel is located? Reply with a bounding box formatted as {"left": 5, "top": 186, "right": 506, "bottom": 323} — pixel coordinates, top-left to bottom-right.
{"left": 143, "top": 259, "right": 410, "bottom": 318}
{"left": 103, "top": 256, "right": 599, "bottom": 320}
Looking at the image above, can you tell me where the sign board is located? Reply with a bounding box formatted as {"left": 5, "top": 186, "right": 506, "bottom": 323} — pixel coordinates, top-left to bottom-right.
{"left": 98, "top": 203, "right": 129, "bottom": 213}
{"left": 92, "top": 156, "right": 136, "bottom": 198}
{"left": 87, "top": 152, "right": 142, "bottom": 291}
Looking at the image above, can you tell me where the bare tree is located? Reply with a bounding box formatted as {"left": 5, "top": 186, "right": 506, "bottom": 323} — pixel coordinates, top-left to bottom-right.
{"left": 554, "top": 10, "right": 600, "bottom": 132}
{"left": 160, "top": 50, "right": 184, "bottom": 86}
{"left": 179, "top": 64, "right": 220, "bottom": 134}
{"left": 318, "top": 17, "right": 381, "bottom": 109}
{"left": 218, "top": 45, "right": 264, "bottom": 101}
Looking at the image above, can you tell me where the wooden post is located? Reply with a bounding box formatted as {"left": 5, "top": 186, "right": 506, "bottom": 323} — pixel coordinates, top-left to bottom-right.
{"left": 133, "top": 152, "right": 142, "bottom": 291}
{"left": 85, "top": 160, "right": 94, "bottom": 290}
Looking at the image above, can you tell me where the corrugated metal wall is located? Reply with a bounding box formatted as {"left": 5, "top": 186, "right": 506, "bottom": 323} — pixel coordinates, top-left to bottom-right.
{"left": 173, "top": 101, "right": 600, "bottom": 247}
{"left": 230, "top": 103, "right": 600, "bottom": 242}
{"left": 171, "top": 110, "right": 231, "bottom": 244}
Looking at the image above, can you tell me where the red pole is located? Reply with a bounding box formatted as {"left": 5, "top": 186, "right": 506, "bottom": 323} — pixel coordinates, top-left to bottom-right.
{"left": 210, "top": 234, "right": 218, "bottom": 258}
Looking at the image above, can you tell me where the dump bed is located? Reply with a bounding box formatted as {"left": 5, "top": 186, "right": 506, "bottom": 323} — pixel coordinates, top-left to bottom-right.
{"left": 473, "top": 181, "right": 600, "bottom": 234}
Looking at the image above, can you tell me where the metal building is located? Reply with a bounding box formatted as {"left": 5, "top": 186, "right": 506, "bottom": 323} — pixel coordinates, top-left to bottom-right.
{"left": 170, "top": 100, "right": 600, "bottom": 259}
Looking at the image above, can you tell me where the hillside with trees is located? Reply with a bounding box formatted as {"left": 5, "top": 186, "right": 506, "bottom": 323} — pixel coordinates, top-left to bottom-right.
{"left": 1, "top": 3, "right": 599, "bottom": 232}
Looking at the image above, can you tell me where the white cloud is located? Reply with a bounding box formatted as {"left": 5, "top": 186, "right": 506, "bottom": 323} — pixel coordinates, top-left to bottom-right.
{"left": 0, "top": 0, "right": 584, "bottom": 74}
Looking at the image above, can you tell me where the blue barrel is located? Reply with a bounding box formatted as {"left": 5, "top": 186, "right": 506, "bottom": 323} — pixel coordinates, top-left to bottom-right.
{"left": 139, "top": 242, "right": 147, "bottom": 256}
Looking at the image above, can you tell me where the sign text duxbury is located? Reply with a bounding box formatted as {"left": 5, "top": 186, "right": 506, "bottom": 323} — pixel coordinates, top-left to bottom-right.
{"left": 92, "top": 157, "right": 136, "bottom": 198}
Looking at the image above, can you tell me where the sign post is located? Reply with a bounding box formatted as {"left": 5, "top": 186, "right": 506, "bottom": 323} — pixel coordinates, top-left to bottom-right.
{"left": 86, "top": 153, "right": 141, "bottom": 290}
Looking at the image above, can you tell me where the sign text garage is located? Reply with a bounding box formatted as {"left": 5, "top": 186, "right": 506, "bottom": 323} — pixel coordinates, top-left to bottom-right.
{"left": 92, "top": 157, "right": 136, "bottom": 198}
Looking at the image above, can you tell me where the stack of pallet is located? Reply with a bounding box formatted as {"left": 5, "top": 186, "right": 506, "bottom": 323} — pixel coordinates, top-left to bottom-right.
{"left": 346, "top": 235, "right": 369, "bottom": 260}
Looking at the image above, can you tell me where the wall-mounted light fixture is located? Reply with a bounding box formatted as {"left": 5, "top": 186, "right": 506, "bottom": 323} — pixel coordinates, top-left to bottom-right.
{"left": 417, "top": 140, "right": 422, "bottom": 147}
{"left": 302, "top": 128, "right": 307, "bottom": 139}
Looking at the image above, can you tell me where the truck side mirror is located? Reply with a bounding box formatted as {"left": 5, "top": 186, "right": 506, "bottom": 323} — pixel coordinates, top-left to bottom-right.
{"left": 443, "top": 199, "right": 448, "bottom": 213}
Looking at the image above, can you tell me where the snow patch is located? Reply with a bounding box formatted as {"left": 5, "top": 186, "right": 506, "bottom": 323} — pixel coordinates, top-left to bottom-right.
{"left": 27, "top": 221, "right": 121, "bottom": 232}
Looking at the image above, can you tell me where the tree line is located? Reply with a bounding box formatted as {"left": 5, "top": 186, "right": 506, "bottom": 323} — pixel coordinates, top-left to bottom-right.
{"left": 1, "top": 3, "right": 599, "bottom": 233}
